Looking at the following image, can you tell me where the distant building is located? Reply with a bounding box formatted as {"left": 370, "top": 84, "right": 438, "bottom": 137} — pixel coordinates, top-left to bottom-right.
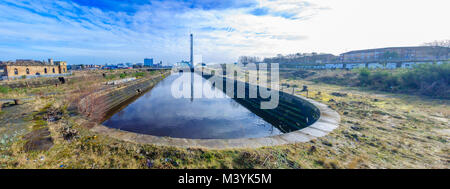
{"left": 175, "top": 60, "right": 191, "bottom": 68}
{"left": 156, "top": 61, "right": 163, "bottom": 67}
{"left": 133, "top": 63, "right": 144, "bottom": 68}
{"left": 67, "top": 65, "right": 80, "bottom": 70}
{"left": 263, "top": 53, "right": 339, "bottom": 66}
{"left": 340, "top": 46, "right": 450, "bottom": 62}
{"left": 103, "top": 65, "right": 118, "bottom": 70}
{"left": 144, "top": 58, "right": 154, "bottom": 67}
{"left": 0, "top": 59, "right": 68, "bottom": 79}
{"left": 67, "top": 64, "right": 102, "bottom": 70}
{"left": 117, "top": 63, "right": 127, "bottom": 69}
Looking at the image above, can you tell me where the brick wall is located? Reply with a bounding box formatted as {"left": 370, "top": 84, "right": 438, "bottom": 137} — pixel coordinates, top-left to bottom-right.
{"left": 5, "top": 64, "right": 68, "bottom": 77}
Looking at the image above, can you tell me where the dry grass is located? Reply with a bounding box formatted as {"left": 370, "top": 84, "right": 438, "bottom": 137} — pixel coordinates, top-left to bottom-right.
{"left": 1, "top": 69, "right": 449, "bottom": 169}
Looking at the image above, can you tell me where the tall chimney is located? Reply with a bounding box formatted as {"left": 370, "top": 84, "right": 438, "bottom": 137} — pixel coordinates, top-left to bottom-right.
{"left": 190, "top": 33, "right": 193, "bottom": 68}
{"left": 48, "top": 58, "right": 53, "bottom": 65}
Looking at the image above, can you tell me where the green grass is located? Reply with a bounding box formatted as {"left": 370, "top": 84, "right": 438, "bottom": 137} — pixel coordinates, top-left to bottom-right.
{"left": 105, "top": 72, "right": 147, "bottom": 80}
{"left": 0, "top": 86, "right": 10, "bottom": 94}
{"left": 1, "top": 69, "right": 448, "bottom": 169}
{"left": 105, "top": 74, "right": 117, "bottom": 80}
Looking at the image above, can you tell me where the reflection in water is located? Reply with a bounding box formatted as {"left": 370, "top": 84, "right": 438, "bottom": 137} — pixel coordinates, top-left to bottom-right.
{"left": 102, "top": 72, "right": 283, "bottom": 139}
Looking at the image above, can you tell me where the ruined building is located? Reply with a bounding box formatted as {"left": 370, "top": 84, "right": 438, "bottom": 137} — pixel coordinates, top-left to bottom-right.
{"left": 0, "top": 59, "right": 68, "bottom": 79}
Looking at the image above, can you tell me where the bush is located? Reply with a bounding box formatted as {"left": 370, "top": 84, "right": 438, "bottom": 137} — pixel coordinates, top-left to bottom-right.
{"left": 399, "top": 63, "right": 449, "bottom": 97}
{"left": 357, "top": 68, "right": 371, "bottom": 86}
{"left": 133, "top": 72, "right": 146, "bottom": 78}
{"left": 356, "top": 63, "right": 449, "bottom": 98}
{"left": 0, "top": 86, "right": 10, "bottom": 94}
{"left": 104, "top": 74, "right": 117, "bottom": 80}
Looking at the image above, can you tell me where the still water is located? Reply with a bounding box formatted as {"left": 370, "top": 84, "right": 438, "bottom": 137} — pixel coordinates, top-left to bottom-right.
{"left": 102, "top": 72, "right": 283, "bottom": 139}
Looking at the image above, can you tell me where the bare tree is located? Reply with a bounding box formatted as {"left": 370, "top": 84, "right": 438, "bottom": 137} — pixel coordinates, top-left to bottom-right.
{"left": 238, "top": 56, "right": 261, "bottom": 65}
{"left": 424, "top": 39, "right": 450, "bottom": 48}
{"left": 423, "top": 40, "right": 450, "bottom": 59}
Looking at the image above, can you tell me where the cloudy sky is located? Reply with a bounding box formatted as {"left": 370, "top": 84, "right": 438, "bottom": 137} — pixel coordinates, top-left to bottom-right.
{"left": 0, "top": 0, "right": 449, "bottom": 65}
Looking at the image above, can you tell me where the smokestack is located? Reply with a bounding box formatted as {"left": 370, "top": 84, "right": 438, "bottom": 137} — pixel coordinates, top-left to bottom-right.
{"left": 190, "top": 33, "right": 193, "bottom": 68}
{"left": 48, "top": 58, "right": 53, "bottom": 65}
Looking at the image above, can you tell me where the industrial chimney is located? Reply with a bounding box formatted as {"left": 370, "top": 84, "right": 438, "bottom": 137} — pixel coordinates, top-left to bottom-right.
{"left": 48, "top": 58, "right": 53, "bottom": 65}
{"left": 190, "top": 33, "right": 193, "bottom": 68}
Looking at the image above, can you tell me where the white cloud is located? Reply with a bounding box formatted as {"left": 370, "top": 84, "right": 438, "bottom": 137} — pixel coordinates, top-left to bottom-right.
{"left": 0, "top": 0, "right": 448, "bottom": 64}
{"left": 292, "top": 0, "right": 450, "bottom": 54}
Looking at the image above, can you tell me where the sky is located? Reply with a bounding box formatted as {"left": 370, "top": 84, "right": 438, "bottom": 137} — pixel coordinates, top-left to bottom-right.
{"left": 0, "top": 0, "right": 449, "bottom": 65}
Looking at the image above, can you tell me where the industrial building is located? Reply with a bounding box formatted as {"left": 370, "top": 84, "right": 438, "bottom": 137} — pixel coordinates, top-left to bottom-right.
{"left": 0, "top": 59, "right": 68, "bottom": 80}
{"left": 144, "top": 58, "right": 154, "bottom": 67}
{"left": 340, "top": 46, "right": 450, "bottom": 62}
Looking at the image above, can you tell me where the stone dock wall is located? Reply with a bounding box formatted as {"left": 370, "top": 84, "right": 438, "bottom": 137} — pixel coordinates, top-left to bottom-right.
{"left": 78, "top": 71, "right": 169, "bottom": 122}
{"left": 201, "top": 73, "right": 321, "bottom": 132}
{"left": 87, "top": 71, "right": 340, "bottom": 149}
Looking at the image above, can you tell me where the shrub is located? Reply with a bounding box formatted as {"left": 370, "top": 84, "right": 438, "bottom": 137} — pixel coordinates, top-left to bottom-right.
{"left": 133, "top": 72, "right": 145, "bottom": 78}
{"left": 0, "top": 86, "right": 10, "bottom": 94}
{"left": 105, "top": 74, "right": 117, "bottom": 80}
{"left": 357, "top": 68, "right": 371, "bottom": 86}
{"left": 399, "top": 63, "right": 450, "bottom": 97}
{"left": 356, "top": 63, "right": 449, "bottom": 98}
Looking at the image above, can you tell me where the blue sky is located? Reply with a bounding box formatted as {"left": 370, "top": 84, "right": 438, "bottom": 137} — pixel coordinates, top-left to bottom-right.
{"left": 0, "top": 0, "right": 449, "bottom": 65}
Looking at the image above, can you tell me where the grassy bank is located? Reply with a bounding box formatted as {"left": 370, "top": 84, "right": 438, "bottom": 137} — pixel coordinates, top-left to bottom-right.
{"left": 300, "top": 63, "right": 449, "bottom": 99}
{"left": 0, "top": 69, "right": 449, "bottom": 169}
